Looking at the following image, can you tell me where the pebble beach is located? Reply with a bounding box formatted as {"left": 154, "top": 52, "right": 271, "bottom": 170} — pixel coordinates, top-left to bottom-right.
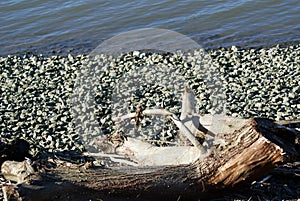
{"left": 1, "top": 1, "right": 300, "bottom": 199}
{"left": 0, "top": 44, "right": 299, "bottom": 157}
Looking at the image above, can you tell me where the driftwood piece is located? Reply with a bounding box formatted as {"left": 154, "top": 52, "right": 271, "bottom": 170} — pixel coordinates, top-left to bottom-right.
{"left": 14, "top": 117, "right": 299, "bottom": 201}
{"left": 1, "top": 160, "right": 35, "bottom": 184}
{"left": 1, "top": 160, "right": 37, "bottom": 201}
{"left": 7, "top": 87, "right": 299, "bottom": 200}
{"left": 112, "top": 87, "right": 208, "bottom": 156}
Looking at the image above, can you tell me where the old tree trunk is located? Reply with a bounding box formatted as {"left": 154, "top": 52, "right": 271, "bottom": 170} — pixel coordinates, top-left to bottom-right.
{"left": 5, "top": 117, "right": 297, "bottom": 201}
{"left": 1, "top": 88, "right": 299, "bottom": 200}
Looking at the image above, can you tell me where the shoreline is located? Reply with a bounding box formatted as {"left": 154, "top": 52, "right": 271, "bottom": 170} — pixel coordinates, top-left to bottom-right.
{"left": 2, "top": 39, "right": 300, "bottom": 58}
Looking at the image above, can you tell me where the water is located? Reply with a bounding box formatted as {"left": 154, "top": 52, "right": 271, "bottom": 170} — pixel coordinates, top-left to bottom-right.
{"left": 1, "top": 0, "right": 299, "bottom": 55}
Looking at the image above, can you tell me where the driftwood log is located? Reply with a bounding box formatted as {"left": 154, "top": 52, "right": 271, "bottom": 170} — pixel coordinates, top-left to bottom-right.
{"left": 1, "top": 88, "right": 299, "bottom": 200}
{"left": 11, "top": 118, "right": 298, "bottom": 201}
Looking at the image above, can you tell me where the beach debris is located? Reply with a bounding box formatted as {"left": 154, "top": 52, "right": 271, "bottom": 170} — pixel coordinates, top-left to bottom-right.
{"left": 2, "top": 184, "right": 20, "bottom": 201}
{"left": 92, "top": 86, "right": 209, "bottom": 166}
{"left": 1, "top": 159, "right": 35, "bottom": 184}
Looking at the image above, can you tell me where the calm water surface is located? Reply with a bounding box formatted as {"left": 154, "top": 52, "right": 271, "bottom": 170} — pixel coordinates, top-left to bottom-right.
{"left": 0, "top": 0, "right": 299, "bottom": 55}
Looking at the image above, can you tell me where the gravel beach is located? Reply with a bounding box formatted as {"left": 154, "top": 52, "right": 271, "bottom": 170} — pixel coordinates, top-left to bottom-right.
{"left": 0, "top": 44, "right": 299, "bottom": 157}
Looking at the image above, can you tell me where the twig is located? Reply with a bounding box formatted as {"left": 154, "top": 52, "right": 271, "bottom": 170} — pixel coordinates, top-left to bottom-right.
{"left": 143, "top": 139, "right": 178, "bottom": 145}
{"left": 83, "top": 152, "right": 139, "bottom": 166}
{"left": 112, "top": 112, "right": 136, "bottom": 123}
{"left": 112, "top": 108, "right": 173, "bottom": 123}
{"left": 143, "top": 109, "right": 173, "bottom": 116}
{"left": 180, "top": 86, "right": 196, "bottom": 120}
{"left": 83, "top": 152, "right": 129, "bottom": 159}
{"left": 109, "top": 157, "right": 138, "bottom": 166}
{"left": 171, "top": 116, "right": 206, "bottom": 153}
{"left": 113, "top": 107, "right": 206, "bottom": 153}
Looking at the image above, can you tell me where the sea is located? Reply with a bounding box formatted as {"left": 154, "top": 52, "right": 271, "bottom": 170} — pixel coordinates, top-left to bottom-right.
{"left": 0, "top": 0, "right": 299, "bottom": 55}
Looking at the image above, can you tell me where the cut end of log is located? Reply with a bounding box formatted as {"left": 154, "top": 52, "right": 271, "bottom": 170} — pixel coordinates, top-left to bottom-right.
{"left": 203, "top": 118, "right": 298, "bottom": 189}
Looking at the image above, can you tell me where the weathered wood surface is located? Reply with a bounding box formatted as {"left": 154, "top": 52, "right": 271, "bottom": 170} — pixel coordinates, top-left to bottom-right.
{"left": 12, "top": 117, "right": 299, "bottom": 201}
{"left": 1, "top": 87, "right": 299, "bottom": 200}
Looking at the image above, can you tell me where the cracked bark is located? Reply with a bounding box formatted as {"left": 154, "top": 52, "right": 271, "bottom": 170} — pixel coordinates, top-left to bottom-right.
{"left": 15, "top": 118, "right": 299, "bottom": 201}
